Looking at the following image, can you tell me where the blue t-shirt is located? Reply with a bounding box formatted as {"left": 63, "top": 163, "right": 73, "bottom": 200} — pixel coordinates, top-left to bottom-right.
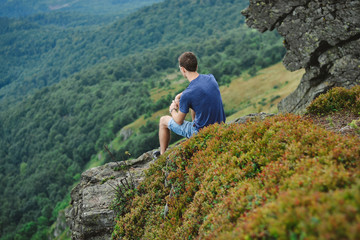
{"left": 180, "top": 74, "right": 226, "bottom": 131}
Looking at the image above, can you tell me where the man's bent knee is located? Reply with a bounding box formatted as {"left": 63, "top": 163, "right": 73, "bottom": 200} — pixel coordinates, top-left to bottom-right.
{"left": 160, "top": 116, "right": 172, "bottom": 128}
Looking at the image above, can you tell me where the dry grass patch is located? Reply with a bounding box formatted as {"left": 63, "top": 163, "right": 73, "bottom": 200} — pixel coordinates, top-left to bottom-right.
{"left": 222, "top": 63, "right": 304, "bottom": 121}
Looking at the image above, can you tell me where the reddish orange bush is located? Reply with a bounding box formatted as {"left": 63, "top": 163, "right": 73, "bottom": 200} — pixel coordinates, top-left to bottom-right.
{"left": 112, "top": 114, "right": 360, "bottom": 240}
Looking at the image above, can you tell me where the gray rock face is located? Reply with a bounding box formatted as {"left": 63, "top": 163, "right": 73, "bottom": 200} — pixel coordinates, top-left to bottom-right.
{"left": 66, "top": 150, "right": 155, "bottom": 240}
{"left": 242, "top": 0, "right": 360, "bottom": 113}
{"left": 50, "top": 210, "right": 70, "bottom": 239}
{"left": 119, "top": 128, "right": 133, "bottom": 141}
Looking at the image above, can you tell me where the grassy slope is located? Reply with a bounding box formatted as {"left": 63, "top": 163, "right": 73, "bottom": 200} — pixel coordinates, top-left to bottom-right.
{"left": 222, "top": 63, "right": 304, "bottom": 121}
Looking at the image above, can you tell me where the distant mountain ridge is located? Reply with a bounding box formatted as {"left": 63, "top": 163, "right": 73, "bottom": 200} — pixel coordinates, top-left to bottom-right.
{"left": 0, "top": 0, "right": 163, "bottom": 17}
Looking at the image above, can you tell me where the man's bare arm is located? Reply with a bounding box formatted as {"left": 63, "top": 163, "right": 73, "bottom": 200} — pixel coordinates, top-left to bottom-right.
{"left": 171, "top": 110, "right": 187, "bottom": 125}
{"left": 169, "top": 100, "right": 186, "bottom": 125}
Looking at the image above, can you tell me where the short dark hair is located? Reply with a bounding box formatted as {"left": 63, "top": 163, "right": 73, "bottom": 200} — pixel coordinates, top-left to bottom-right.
{"left": 178, "top": 52, "right": 198, "bottom": 72}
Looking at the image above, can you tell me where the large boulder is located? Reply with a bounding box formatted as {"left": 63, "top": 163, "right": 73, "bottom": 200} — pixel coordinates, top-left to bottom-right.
{"left": 65, "top": 150, "right": 155, "bottom": 240}
{"left": 242, "top": 0, "right": 360, "bottom": 113}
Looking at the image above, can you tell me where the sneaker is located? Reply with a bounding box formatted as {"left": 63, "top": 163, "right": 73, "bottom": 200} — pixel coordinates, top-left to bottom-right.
{"left": 152, "top": 150, "right": 161, "bottom": 160}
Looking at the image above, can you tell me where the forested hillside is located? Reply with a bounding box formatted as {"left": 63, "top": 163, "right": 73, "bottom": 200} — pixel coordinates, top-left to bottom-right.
{"left": 0, "top": 0, "right": 286, "bottom": 239}
{"left": 0, "top": 0, "right": 250, "bottom": 110}
{"left": 0, "top": 0, "right": 161, "bottom": 108}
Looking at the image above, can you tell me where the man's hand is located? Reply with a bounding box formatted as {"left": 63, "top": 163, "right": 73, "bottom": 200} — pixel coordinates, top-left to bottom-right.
{"left": 174, "top": 92, "right": 182, "bottom": 107}
{"left": 169, "top": 92, "right": 186, "bottom": 125}
{"left": 169, "top": 101, "right": 186, "bottom": 125}
{"left": 169, "top": 100, "right": 178, "bottom": 114}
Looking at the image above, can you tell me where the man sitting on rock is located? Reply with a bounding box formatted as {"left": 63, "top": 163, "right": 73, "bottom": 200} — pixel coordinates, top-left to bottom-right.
{"left": 157, "top": 52, "right": 226, "bottom": 155}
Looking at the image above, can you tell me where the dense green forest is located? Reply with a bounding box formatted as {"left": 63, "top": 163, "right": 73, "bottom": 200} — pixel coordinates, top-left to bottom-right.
{"left": 0, "top": 0, "right": 285, "bottom": 239}
{"left": 0, "top": 0, "right": 249, "bottom": 111}
{"left": 0, "top": 0, "right": 164, "bottom": 108}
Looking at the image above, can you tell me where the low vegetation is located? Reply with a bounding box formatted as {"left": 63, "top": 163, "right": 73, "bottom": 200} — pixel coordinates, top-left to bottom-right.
{"left": 111, "top": 86, "right": 360, "bottom": 239}
{"left": 307, "top": 85, "right": 360, "bottom": 115}
{"left": 306, "top": 86, "right": 360, "bottom": 137}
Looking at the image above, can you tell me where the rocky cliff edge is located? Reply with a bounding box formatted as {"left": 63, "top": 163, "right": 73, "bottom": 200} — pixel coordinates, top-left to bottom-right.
{"left": 242, "top": 0, "right": 360, "bottom": 113}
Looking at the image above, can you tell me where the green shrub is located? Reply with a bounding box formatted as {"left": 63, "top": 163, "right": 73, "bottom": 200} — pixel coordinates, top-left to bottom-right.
{"left": 306, "top": 85, "right": 360, "bottom": 115}
{"left": 112, "top": 114, "right": 360, "bottom": 240}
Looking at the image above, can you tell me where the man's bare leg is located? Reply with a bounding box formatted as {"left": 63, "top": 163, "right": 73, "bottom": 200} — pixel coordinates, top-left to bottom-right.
{"left": 159, "top": 116, "right": 172, "bottom": 154}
